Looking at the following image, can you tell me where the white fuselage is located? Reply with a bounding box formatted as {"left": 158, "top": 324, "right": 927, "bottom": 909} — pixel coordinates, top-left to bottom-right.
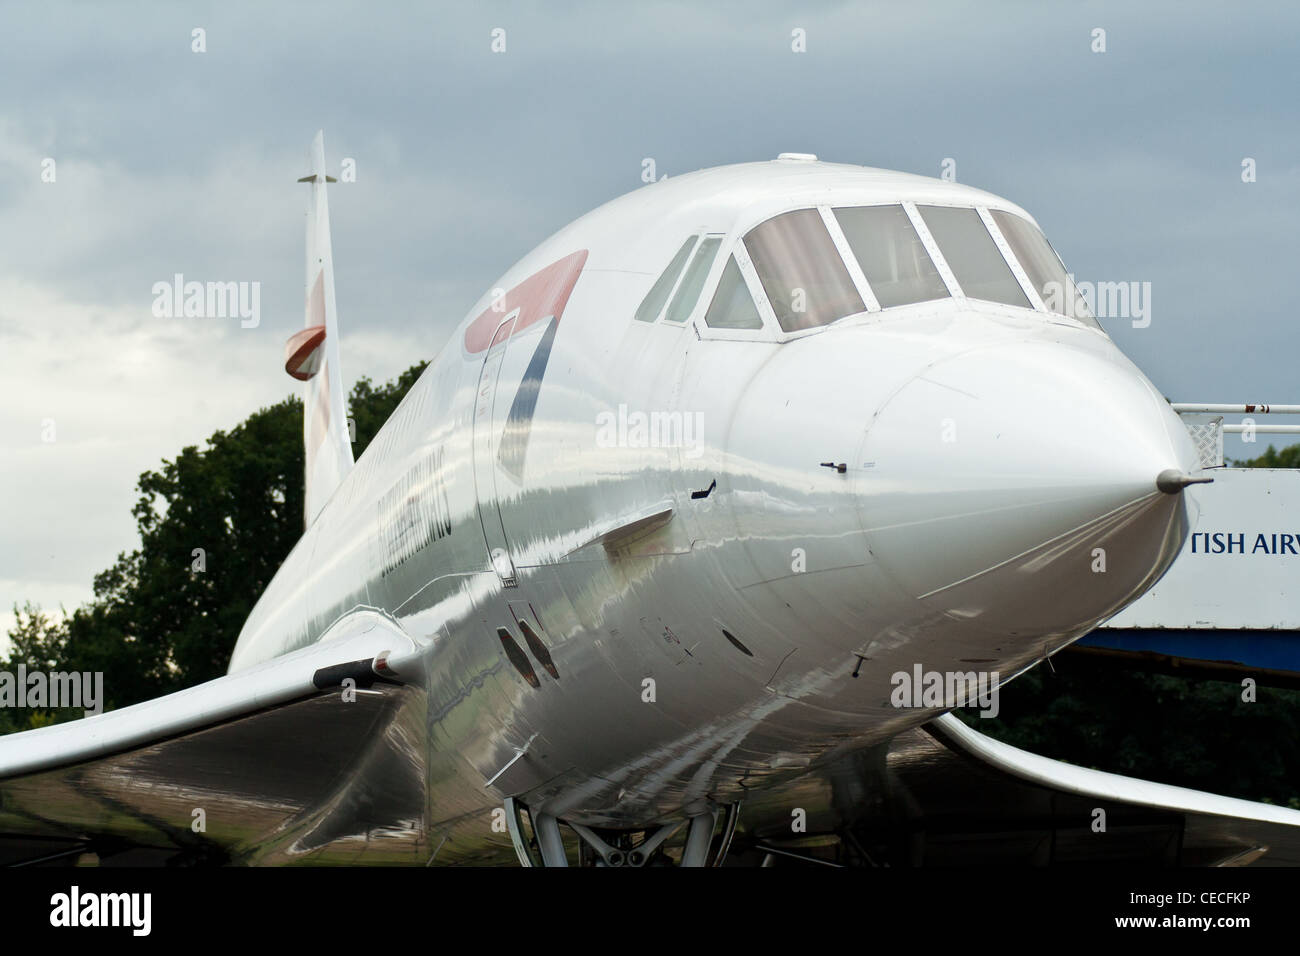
{"left": 230, "top": 159, "right": 1198, "bottom": 841}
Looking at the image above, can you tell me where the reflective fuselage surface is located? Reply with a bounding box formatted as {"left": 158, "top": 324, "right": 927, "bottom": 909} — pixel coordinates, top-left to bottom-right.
{"left": 230, "top": 159, "right": 1198, "bottom": 846}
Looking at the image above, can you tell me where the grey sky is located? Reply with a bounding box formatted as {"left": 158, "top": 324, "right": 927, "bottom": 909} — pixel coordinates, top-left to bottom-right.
{"left": 2, "top": 1, "right": 1298, "bottom": 640}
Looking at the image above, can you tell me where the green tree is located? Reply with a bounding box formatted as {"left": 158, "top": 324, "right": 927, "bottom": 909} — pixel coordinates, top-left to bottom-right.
{"left": 1233, "top": 442, "right": 1300, "bottom": 468}
{"left": 959, "top": 658, "right": 1300, "bottom": 807}
{"left": 3, "top": 363, "right": 426, "bottom": 724}
{"left": 0, "top": 603, "right": 73, "bottom": 733}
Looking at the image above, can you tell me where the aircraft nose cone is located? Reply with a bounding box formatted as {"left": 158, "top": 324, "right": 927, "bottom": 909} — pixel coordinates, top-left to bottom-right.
{"left": 1156, "top": 468, "right": 1215, "bottom": 495}
{"left": 857, "top": 341, "right": 1198, "bottom": 635}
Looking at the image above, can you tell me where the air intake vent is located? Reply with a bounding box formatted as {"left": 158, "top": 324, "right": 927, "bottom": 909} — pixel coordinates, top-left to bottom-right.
{"left": 518, "top": 619, "right": 560, "bottom": 680}
{"left": 721, "top": 628, "right": 754, "bottom": 657}
{"left": 497, "top": 627, "right": 539, "bottom": 688}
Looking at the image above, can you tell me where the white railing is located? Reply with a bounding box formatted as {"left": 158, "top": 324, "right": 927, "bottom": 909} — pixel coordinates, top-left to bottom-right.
{"left": 1172, "top": 403, "right": 1300, "bottom": 467}
{"left": 1171, "top": 404, "right": 1300, "bottom": 414}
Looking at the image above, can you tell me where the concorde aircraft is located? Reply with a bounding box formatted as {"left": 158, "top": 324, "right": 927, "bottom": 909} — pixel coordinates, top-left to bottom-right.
{"left": 2, "top": 134, "right": 1298, "bottom": 867}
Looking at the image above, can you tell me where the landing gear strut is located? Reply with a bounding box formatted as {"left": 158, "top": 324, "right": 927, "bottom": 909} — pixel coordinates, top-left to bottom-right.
{"left": 504, "top": 797, "right": 740, "bottom": 867}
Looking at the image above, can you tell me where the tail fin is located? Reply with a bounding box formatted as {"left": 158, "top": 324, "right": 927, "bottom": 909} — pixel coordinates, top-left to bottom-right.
{"left": 284, "top": 131, "right": 354, "bottom": 527}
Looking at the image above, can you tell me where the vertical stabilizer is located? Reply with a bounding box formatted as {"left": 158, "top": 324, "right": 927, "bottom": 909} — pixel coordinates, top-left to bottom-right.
{"left": 285, "top": 131, "right": 354, "bottom": 526}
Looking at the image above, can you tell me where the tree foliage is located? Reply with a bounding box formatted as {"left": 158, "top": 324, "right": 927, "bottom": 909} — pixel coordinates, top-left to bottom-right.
{"left": 2, "top": 363, "right": 425, "bottom": 728}
{"left": 957, "top": 658, "right": 1300, "bottom": 808}
{"left": 1233, "top": 442, "right": 1300, "bottom": 469}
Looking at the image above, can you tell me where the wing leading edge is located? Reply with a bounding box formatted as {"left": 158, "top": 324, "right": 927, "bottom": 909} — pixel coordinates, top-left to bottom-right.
{"left": 0, "top": 619, "right": 428, "bottom": 866}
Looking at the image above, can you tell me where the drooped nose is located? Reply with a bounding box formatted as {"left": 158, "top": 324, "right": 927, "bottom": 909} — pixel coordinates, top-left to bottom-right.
{"left": 856, "top": 340, "right": 1199, "bottom": 636}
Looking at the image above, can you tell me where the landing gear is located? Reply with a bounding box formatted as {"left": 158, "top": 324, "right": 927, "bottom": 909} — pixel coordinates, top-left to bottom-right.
{"left": 504, "top": 797, "right": 740, "bottom": 867}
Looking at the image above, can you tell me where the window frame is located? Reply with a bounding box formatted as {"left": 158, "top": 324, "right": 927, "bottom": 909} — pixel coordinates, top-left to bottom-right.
{"left": 818, "top": 205, "right": 882, "bottom": 313}
{"left": 905, "top": 199, "right": 1107, "bottom": 335}
{"left": 911, "top": 203, "right": 1034, "bottom": 310}
{"left": 901, "top": 201, "right": 965, "bottom": 301}
{"left": 635, "top": 230, "right": 781, "bottom": 342}
{"left": 696, "top": 205, "right": 888, "bottom": 345}
{"left": 636, "top": 231, "right": 733, "bottom": 327}
{"left": 831, "top": 202, "right": 950, "bottom": 313}
{"left": 664, "top": 234, "right": 724, "bottom": 324}
{"left": 985, "top": 207, "right": 1106, "bottom": 335}
{"left": 634, "top": 235, "right": 701, "bottom": 324}
{"left": 977, "top": 206, "right": 1046, "bottom": 312}
{"left": 686, "top": 198, "right": 1107, "bottom": 345}
{"left": 696, "top": 244, "right": 776, "bottom": 338}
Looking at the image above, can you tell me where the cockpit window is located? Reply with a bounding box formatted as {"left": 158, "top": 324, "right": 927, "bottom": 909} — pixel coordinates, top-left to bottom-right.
{"left": 704, "top": 256, "right": 764, "bottom": 330}
{"left": 917, "top": 205, "right": 1030, "bottom": 309}
{"left": 833, "top": 205, "right": 948, "bottom": 308}
{"left": 745, "top": 208, "right": 865, "bottom": 332}
{"left": 990, "top": 210, "right": 1101, "bottom": 330}
{"left": 664, "top": 236, "right": 721, "bottom": 323}
{"left": 635, "top": 236, "right": 696, "bottom": 322}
